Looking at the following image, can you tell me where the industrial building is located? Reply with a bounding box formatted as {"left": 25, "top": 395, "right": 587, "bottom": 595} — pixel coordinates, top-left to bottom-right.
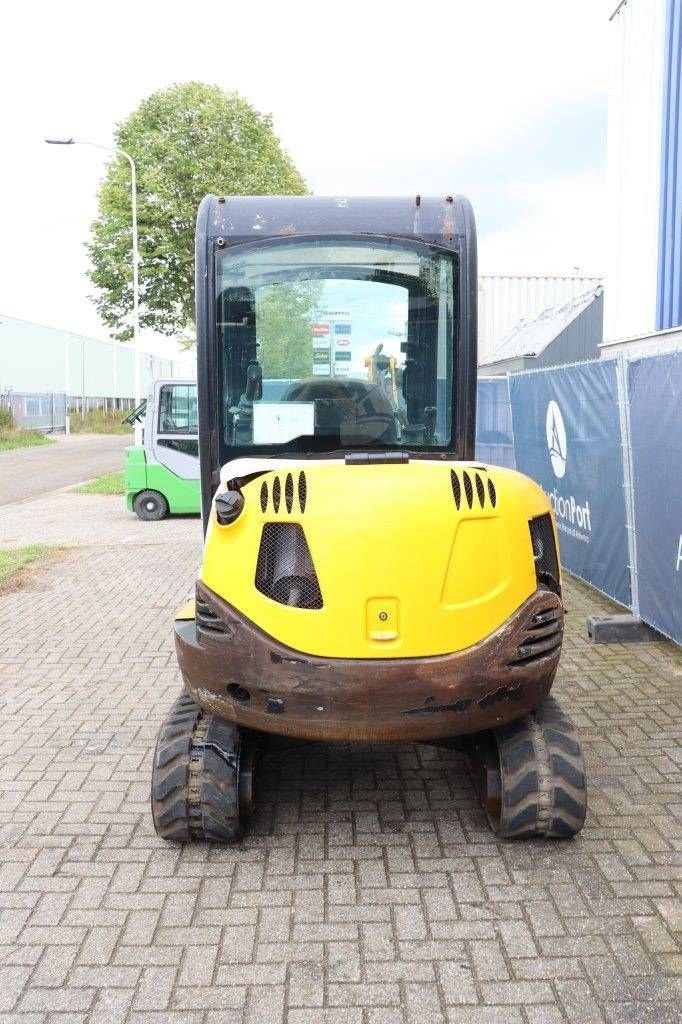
{"left": 606, "top": 0, "right": 682, "bottom": 342}
{"left": 477, "top": 274, "right": 603, "bottom": 363}
{"left": 1, "top": 276, "right": 607, "bottom": 404}
{"left": 0, "top": 313, "right": 182, "bottom": 411}
{"left": 480, "top": 286, "right": 604, "bottom": 376}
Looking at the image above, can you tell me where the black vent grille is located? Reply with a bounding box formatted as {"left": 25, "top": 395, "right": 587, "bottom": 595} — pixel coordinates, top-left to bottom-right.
{"left": 508, "top": 604, "right": 563, "bottom": 667}
{"left": 450, "top": 470, "right": 461, "bottom": 509}
{"left": 529, "top": 514, "right": 561, "bottom": 596}
{"left": 451, "top": 468, "right": 498, "bottom": 512}
{"left": 488, "top": 479, "right": 497, "bottom": 508}
{"left": 255, "top": 523, "right": 323, "bottom": 609}
{"left": 196, "top": 594, "right": 230, "bottom": 637}
{"left": 259, "top": 472, "right": 308, "bottom": 515}
{"left": 462, "top": 471, "right": 474, "bottom": 508}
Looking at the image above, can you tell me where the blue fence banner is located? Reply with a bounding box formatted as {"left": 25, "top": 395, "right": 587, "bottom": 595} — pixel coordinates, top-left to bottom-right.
{"left": 476, "top": 377, "right": 515, "bottom": 469}
{"left": 509, "top": 361, "right": 631, "bottom": 606}
{"left": 627, "top": 351, "right": 682, "bottom": 644}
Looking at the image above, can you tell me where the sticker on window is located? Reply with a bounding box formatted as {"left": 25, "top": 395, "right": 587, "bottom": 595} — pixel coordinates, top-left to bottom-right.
{"left": 252, "top": 402, "right": 316, "bottom": 444}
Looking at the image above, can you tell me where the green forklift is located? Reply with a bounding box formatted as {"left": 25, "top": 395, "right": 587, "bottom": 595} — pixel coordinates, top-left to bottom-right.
{"left": 124, "top": 378, "right": 201, "bottom": 520}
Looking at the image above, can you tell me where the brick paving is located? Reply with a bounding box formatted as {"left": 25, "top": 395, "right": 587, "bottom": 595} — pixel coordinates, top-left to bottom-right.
{"left": 0, "top": 494, "right": 680, "bottom": 1023}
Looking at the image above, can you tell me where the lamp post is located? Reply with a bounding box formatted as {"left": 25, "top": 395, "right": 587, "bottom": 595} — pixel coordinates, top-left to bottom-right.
{"left": 45, "top": 137, "right": 142, "bottom": 443}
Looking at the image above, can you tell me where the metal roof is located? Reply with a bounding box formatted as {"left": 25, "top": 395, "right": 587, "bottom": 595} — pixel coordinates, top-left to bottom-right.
{"left": 479, "top": 286, "right": 604, "bottom": 366}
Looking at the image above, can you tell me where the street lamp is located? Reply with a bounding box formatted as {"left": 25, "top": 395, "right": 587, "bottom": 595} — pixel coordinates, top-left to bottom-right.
{"left": 45, "top": 137, "right": 142, "bottom": 443}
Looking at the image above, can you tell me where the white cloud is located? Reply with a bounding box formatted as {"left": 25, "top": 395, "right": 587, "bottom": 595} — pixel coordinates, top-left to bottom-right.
{"left": 0, "top": 0, "right": 612, "bottom": 342}
{"left": 480, "top": 170, "right": 608, "bottom": 275}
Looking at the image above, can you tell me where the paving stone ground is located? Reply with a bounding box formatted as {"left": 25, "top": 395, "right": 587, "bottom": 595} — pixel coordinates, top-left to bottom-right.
{"left": 0, "top": 493, "right": 680, "bottom": 1023}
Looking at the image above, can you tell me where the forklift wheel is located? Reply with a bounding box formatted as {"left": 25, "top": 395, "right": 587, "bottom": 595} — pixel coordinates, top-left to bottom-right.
{"left": 151, "top": 692, "right": 256, "bottom": 843}
{"left": 134, "top": 490, "right": 169, "bottom": 521}
{"left": 467, "top": 696, "right": 587, "bottom": 839}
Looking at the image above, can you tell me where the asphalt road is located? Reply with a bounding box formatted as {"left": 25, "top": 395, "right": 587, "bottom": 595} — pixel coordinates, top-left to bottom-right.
{"left": 0, "top": 432, "right": 130, "bottom": 506}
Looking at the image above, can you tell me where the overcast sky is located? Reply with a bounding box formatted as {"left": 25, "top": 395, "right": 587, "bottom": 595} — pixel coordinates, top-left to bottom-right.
{"left": 1, "top": 0, "right": 614, "bottom": 352}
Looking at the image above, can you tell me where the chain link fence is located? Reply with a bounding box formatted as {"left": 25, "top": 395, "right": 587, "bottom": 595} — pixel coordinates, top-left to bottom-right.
{"left": 1, "top": 391, "right": 67, "bottom": 432}
{"left": 67, "top": 396, "right": 135, "bottom": 415}
{"left": 0, "top": 392, "right": 139, "bottom": 432}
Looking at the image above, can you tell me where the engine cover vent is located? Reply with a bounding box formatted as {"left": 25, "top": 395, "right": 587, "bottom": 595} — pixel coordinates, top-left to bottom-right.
{"left": 508, "top": 605, "right": 563, "bottom": 667}
{"left": 487, "top": 479, "right": 497, "bottom": 508}
{"left": 451, "top": 468, "right": 497, "bottom": 512}
{"left": 475, "top": 472, "right": 486, "bottom": 507}
{"left": 255, "top": 523, "right": 323, "bottom": 609}
{"left": 450, "top": 470, "right": 461, "bottom": 510}
{"left": 196, "top": 594, "right": 231, "bottom": 637}
{"left": 529, "top": 514, "right": 561, "bottom": 596}
{"left": 462, "top": 471, "right": 474, "bottom": 509}
{"left": 258, "top": 472, "right": 308, "bottom": 515}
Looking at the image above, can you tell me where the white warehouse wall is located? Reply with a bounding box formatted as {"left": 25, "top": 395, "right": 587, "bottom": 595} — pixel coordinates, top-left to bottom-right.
{"left": 0, "top": 314, "right": 178, "bottom": 397}
{"left": 478, "top": 275, "right": 604, "bottom": 362}
{"left": 605, "top": 0, "right": 667, "bottom": 342}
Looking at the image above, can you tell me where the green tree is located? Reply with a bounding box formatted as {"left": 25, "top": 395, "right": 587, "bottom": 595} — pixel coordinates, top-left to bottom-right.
{"left": 87, "top": 82, "right": 308, "bottom": 342}
{"left": 256, "top": 281, "right": 323, "bottom": 380}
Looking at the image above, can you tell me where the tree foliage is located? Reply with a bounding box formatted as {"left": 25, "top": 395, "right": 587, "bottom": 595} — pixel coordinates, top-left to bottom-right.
{"left": 256, "top": 281, "right": 323, "bottom": 380}
{"left": 87, "top": 83, "right": 308, "bottom": 341}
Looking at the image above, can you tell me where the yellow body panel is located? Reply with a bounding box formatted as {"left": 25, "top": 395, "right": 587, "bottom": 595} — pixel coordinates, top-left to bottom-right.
{"left": 200, "top": 462, "right": 557, "bottom": 659}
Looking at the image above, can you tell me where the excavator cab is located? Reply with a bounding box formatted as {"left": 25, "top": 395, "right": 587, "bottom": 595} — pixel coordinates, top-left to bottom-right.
{"left": 151, "top": 196, "right": 586, "bottom": 844}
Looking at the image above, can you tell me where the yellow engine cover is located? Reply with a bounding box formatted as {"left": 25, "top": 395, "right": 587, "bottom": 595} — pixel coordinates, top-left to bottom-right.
{"left": 200, "top": 461, "right": 558, "bottom": 659}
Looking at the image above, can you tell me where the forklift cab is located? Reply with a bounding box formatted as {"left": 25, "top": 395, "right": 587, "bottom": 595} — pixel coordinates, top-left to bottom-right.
{"left": 124, "top": 378, "right": 201, "bottom": 520}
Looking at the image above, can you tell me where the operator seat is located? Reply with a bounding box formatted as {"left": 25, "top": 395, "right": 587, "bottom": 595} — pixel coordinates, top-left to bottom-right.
{"left": 281, "top": 377, "right": 398, "bottom": 444}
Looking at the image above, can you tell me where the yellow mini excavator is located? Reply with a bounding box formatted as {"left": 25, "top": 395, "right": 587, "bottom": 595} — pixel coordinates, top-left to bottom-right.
{"left": 151, "top": 195, "right": 586, "bottom": 843}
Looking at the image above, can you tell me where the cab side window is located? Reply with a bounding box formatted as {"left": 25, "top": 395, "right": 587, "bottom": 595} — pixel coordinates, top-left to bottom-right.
{"left": 158, "top": 385, "right": 198, "bottom": 434}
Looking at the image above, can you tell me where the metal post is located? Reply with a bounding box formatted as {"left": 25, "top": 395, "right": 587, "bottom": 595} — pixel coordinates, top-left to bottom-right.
{"left": 44, "top": 137, "right": 142, "bottom": 442}
{"left": 63, "top": 332, "right": 70, "bottom": 433}
{"left": 587, "top": 352, "right": 658, "bottom": 641}
{"left": 616, "top": 351, "right": 640, "bottom": 618}
{"left": 123, "top": 150, "right": 143, "bottom": 446}
{"left": 113, "top": 340, "right": 118, "bottom": 409}
{"left": 81, "top": 338, "right": 85, "bottom": 420}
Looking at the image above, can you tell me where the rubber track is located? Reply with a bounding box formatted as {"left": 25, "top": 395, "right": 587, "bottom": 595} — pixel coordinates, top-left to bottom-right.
{"left": 493, "top": 696, "right": 587, "bottom": 839}
{"left": 151, "top": 691, "right": 242, "bottom": 843}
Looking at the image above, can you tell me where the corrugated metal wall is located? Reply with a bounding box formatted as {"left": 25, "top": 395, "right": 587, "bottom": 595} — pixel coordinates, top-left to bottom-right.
{"left": 657, "top": 0, "right": 682, "bottom": 330}
{"left": 478, "top": 275, "right": 604, "bottom": 361}
{"left": 0, "top": 314, "right": 177, "bottom": 397}
{"left": 535, "top": 291, "right": 605, "bottom": 368}
{"left": 605, "top": 0, "right": 667, "bottom": 342}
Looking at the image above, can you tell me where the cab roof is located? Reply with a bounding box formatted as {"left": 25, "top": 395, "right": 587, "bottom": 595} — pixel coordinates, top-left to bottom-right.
{"left": 198, "top": 194, "right": 475, "bottom": 252}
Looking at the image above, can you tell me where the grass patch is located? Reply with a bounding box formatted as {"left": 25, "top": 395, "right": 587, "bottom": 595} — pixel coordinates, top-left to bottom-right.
{"left": 70, "top": 409, "right": 133, "bottom": 434}
{"left": 0, "top": 545, "right": 59, "bottom": 593}
{"left": 0, "top": 429, "right": 55, "bottom": 452}
{"left": 72, "top": 471, "right": 125, "bottom": 495}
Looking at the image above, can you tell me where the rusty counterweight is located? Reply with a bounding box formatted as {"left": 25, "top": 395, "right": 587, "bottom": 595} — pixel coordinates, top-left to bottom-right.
{"left": 174, "top": 583, "right": 564, "bottom": 743}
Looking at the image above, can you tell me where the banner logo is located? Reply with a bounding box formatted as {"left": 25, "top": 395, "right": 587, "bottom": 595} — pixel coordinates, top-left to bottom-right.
{"left": 546, "top": 400, "right": 567, "bottom": 479}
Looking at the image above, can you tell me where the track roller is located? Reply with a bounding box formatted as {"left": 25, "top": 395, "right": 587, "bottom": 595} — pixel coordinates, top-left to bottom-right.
{"left": 466, "top": 696, "right": 587, "bottom": 839}
{"left": 151, "top": 691, "right": 256, "bottom": 842}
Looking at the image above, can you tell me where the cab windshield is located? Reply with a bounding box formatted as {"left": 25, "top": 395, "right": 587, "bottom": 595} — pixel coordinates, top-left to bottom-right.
{"left": 216, "top": 236, "right": 456, "bottom": 458}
